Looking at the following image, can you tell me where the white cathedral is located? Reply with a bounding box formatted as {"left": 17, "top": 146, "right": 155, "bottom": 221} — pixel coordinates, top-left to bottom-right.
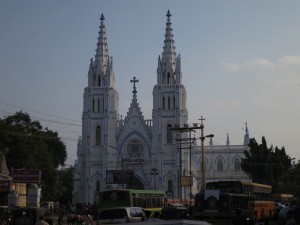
{"left": 72, "top": 11, "right": 251, "bottom": 204}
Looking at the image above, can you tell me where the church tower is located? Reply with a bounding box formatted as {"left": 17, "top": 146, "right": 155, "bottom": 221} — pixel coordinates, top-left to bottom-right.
{"left": 80, "top": 14, "right": 119, "bottom": 203}
{"left": 73, "top": 10, "right": 250, "bottom": 204}
{"left": 152, "top": 10, "right": 189, "bottom": 194}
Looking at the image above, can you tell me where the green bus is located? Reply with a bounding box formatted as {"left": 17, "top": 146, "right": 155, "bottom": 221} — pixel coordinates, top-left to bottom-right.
{"left": 94, "top": 189, "right": 167, "bottom": 213}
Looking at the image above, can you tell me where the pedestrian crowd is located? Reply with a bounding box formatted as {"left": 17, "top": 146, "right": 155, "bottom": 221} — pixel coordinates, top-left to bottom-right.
{"left": 266, "top": 199, "right": 300, "bottom": 225}
{"left": 56, "top": 203, "right": 98, "bottom": 225}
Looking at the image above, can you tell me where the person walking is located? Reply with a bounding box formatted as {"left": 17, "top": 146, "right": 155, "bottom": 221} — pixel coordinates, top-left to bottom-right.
{"left": 83, "top": 211, "right": 93, "bottom": 225}
{"left": 35, "top": 216, "right": 49, "bottom": 225}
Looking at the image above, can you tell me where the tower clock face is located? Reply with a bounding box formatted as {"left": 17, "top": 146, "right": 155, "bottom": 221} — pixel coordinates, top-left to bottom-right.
{"left": 129, "top": 116, "right": 141, "bottom": 129}
{"left": 127, "top": 140, "right": 144, "bottom": 158}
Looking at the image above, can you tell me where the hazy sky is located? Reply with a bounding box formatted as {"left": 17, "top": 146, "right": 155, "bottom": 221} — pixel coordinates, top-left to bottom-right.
{"left": 1, "top": 1, "right": 299, "bottom": 165}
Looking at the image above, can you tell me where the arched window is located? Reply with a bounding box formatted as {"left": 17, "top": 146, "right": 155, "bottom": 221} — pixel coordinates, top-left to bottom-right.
{"left": 97, "top": 98, "right": 100, "bottom": 112}
{"left": 95, "top": 126, "right": 101, "bottom": 145}
{"left": 92, "top": 98, "right": 95, "bottom": 112}
{"left": 167, "top": 124, "right": 172, "bottom": 144}
{"left": 162, "top": 97, "right": 165, "bottom": 110}
{"left": 173, "top": 96, "right": 175, "bottom": 110}
{"left": 217, "top": 158, "right": 223, "bottom": 171}
{"left": 167, "top": 72, "right": 171, "bottom": 84}
{"left": 98, "top": 75, "right": 101, "bottom": 86}
{"left": 168, "top": 97, "right": 170, "bottom": 110}
{"left": 167, "top": 179, "right": 173, "bottom": 191}
{"left": 234, "top": 158, "right": 241, "bottom": 171}
{"left": 96, "top": 180, "right": 100, "bottom": 191}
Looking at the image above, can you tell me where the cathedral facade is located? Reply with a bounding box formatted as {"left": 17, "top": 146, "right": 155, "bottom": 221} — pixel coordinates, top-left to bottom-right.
{"left": 72, "top": 11, "right": 250, "bottom": 204}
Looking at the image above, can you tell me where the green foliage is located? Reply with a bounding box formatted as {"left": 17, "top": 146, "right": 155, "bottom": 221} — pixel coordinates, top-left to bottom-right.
{"left": 241, "top": 136, "right": 300, "bottom": 195}
{"left": 241, "top": 137, "right": 273, "bottom": 185}
{"left": 0, "top": 111, "right": 69, "bottom": 201}
{"left": 56, "top": 167, "right": 73, "bottom": 203}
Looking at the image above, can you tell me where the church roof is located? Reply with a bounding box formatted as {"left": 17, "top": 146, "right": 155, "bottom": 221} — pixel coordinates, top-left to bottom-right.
{"left": 116, "top": 77, "right": 152, "bottom": 153}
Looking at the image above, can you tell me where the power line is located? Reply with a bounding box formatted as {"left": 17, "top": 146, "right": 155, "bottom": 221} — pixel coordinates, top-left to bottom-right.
{"left": 0, "top": 100, "right": 81, "bottom": 123}
{"left": 0, "top": 129, "right": 79, "bottom": 142}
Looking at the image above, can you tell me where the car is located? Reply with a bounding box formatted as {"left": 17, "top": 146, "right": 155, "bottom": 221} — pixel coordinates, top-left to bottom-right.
{"left": 97, "top": 207, "right": 145, "bottom": 224}
{"left": 11, "top": 207, "right": 54, "bottom": 225}
{"left": 160, "top": 204, "right": 188, "bottom": 220}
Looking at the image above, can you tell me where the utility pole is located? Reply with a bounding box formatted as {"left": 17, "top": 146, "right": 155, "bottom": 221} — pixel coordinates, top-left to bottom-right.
{"left": 172, "top": 124, "right": 201, "bottom": 203}
{"left": 199, "top": 116, "right": 214, "bottom": 192}
{"left": 151, "top": 168, "right": 159, "bottom": 190}
{"left": 122, "top": 152, "right": 124, "bottom": 189}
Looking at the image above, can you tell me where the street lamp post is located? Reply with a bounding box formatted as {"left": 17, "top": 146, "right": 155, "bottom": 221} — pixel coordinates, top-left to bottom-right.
{"left": 199, "top": 116, "right": 214, "bottom": 192}
{"left": 172, "top": 123, "right": 203, "bottom": 202}
{"left": 122, "top": 152, "right": 124, "bottom": 189}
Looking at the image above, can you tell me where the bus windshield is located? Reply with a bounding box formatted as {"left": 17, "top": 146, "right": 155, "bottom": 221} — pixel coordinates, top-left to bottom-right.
{"left": 206, "top": 181, "right": 243, "bottom": 194}
{"left": 95, "top": 189, "right": 167, "bottom": 211}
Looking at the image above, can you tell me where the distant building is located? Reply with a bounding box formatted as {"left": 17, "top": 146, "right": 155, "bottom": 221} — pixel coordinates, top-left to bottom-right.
{"left": 0, "top": 154, "right": 27, "bottom": 208}
{"left": 73, "top": 11, "right": 250, "bottom": 204}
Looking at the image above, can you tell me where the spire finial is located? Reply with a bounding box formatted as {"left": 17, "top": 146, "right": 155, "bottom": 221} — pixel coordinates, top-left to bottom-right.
{"left": 243, "top": 122, "right": 250, "bottom": 145}
{"left": 226, "top": 133, "right": 230, "bottom": 146}
{"left": 100, "top": 13, "right": 105, "bottom": 21}
{"left": 166, "top": 10, "right": 171, "bottom": 18}
{"left": 130, "top": 76, "right": 139, "bottom": 96}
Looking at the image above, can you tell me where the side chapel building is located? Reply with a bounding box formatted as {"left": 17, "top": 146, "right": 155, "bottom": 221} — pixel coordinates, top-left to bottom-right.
{"left": 73, "top": 11, "right": 251, "bottom": 204}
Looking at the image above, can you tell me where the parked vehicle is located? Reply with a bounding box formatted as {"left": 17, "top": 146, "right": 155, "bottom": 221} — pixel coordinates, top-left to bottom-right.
{"left": 193, "top": 181, "right": 275, "bottom": 224}
{"left": 97, "top": 207, "right": 145, "bottom": 224}
{"left": 94, "top": 189, "right": 166, "bottom": 215}
{"left": 11, "top": 207, "right": 54, "bottom": 225}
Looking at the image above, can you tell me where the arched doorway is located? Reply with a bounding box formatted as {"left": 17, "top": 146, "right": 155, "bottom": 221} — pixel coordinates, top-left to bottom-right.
{"left": 126, "top": 176, "right": 144, "bottom": 189}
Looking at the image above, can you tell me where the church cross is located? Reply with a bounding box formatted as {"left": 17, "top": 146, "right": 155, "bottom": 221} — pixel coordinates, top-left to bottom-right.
{"left": 166, "top": 10, "right": 171, "bottom": 18}
{"left": 130, "top": 76, "right": 139, "bottom": 95}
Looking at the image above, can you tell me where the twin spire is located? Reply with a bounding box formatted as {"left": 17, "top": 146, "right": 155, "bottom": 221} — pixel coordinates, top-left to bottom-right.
{"left": 157, "top": 10, "right": 181, "bottom": 85}
{"left": 95, "top": 13, "right": 110, "bottom": 76}
{"left": 162, "top": 10, "right": 177, "bottom": 70}
{"left": 91, "top": 10, "right": 178, "bottom": 89}
{"left": 88, "top": 13, "right": 114, "bottom": 87}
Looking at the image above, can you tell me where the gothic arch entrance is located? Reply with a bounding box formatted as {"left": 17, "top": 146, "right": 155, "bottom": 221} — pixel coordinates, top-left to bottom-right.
{"left": 126, "top": 176, "right": 144, "bottom": 189}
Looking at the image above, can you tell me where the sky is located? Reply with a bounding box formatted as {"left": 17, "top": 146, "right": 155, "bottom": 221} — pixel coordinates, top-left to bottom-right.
{"left": 1, "top": 1, "right": 300, "bottom": 166}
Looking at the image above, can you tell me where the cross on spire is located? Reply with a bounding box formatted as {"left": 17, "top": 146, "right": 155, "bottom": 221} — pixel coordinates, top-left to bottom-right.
{"left": 100, "top": 13, "right": 105, "bottom": 21}
{"left": 130, "top": 76, "right": 139, "bottom": 95}
{"left": 166, "top": 10, "right": 171, "bottom": 18}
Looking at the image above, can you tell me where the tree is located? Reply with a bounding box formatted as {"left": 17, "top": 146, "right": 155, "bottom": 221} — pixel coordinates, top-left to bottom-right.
{"left": 56, "top": 167, "right": 73, "bottom": 204}
{"left": 241, "top": 137, "right": 273, "bottom": 185}
{"left": 241, "top": 136, "right": 293, "bottom": 193}
{"left": 289, "top": 160, "right": 300, "bottom": 197}
{"left": 0, "top": 111, "right": 68, "bottom": 201}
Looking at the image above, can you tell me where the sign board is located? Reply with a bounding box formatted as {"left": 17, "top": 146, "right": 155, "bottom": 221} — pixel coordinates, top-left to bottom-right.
{"left": 0, "top": 180, "right": 11, "bottom": 191}
{"left": 12, "top": 169, "right": 41, "bottom": 183}
{"left": 106, "top": 170, "right": 134, "bottom": 184}
{"left": 180, "top": 176, "right": 193, "bottom": 186}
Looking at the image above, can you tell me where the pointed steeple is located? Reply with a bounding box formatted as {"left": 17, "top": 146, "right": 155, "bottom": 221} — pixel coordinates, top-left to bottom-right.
{"left": 94, "top": 13, "right": 109, "bottom": 75}
{"left": 0, "top": 155, "right": 10, "bottom": 177}
{"left": 243, "top": 122, "right": 250, "bottom": 146}
{"left": 226, "top": 133, "right": 230, "bottom": 146}
{"left": 88, "top": 58, "right": 94, "bottom": 86}
{"left": 86, "top": 13, "right": 115, "bottom": 88}
{"left": 158, "top": 10, "right": 178, "bottom": 85}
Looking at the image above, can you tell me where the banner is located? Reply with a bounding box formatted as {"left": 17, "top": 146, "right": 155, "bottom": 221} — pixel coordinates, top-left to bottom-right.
{"left": 180, "top": 176, "right": 193, "bottom": 186}
{"left": 106, "top": 170, "right": 134, "bottom": 184}
{"left": 12, "top": 169, "right": 41, "bottom": 183}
